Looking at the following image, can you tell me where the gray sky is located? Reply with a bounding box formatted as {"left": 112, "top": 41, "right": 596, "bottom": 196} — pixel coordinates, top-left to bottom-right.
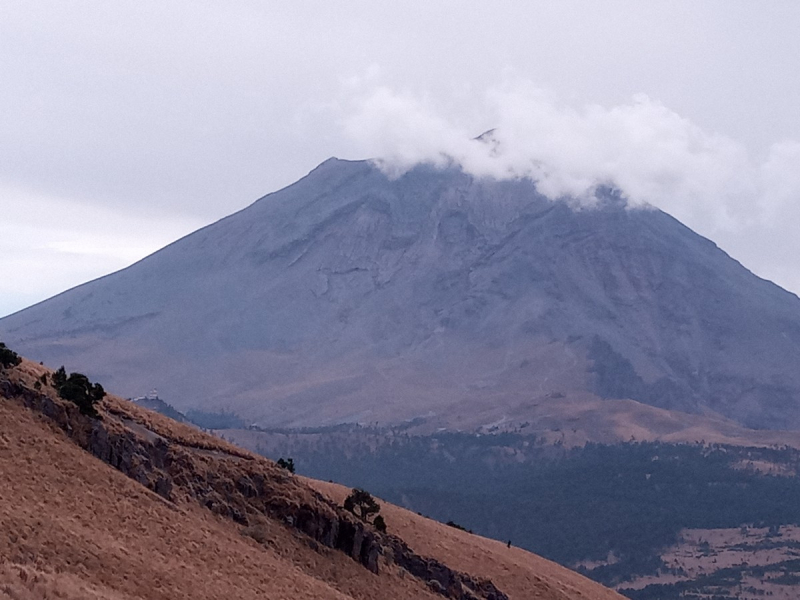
{"left": 2, "top": 1, "right": 800, "bottom": 317}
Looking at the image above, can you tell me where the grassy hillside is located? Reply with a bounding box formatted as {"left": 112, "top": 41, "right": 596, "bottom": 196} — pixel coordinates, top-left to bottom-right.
{"left": 0, "top": 355, "right": 623, "bottom": 600}
{"left": 228, "top": 424, "right": 800, "bottom": 598}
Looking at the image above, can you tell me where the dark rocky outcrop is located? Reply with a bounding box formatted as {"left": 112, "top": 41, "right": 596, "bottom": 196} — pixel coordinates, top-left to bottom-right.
{"left": 387, "top": 536, "right": 507, "bottom": 600}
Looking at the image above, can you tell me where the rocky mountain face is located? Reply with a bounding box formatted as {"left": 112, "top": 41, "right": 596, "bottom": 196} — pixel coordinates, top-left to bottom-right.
{"left": 3, "top": 158, "right": 800, "bottom": 430}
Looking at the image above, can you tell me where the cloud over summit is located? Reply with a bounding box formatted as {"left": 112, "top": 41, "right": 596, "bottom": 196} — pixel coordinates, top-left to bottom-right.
{"left": 337, "top": 80, "right": 798, "bottom": 242}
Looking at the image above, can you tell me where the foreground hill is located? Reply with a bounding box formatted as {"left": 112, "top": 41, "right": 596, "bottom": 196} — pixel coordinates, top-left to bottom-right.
{"left": 310, "top": 479, "right": 627, "bottom": 600}
{"left": 0, "top": 357, "right": 623, "bottom": 600}
{"left": 220, "top": 417, "right": 800, "bottom": 598}
{"left": 3, "top": 159, "right": 800, "bottom": 432}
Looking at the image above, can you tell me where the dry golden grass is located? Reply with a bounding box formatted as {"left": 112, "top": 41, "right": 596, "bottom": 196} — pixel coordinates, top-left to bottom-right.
{"left": 307, "top": 480, "right": 626, "bottom": 600}
{"left": 0, "top": 564, "right": 131, "bottom": 600}
{"left": 1, "top": 359, "right": 623, "bottom": 599}
{"left": 17, "top": 359, "right": 252, "bottom": 458}
{"left": 509, "top": 393, "right": 800, "bottom": 449}
{"left": 0, "top": 368, "right": 435, "bottom": 600}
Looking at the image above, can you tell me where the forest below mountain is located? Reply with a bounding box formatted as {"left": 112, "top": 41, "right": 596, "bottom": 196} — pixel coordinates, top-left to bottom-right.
{"left": 221, "top": 426, "right": 800, "bottom": 594}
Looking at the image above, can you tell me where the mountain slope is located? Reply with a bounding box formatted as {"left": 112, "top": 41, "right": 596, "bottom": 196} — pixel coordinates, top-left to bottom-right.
{"left": 0, "top": 357, "right": 623, "bottom": 600}
{"left": 3, "top": 158, "right": 800, "bottom": 430}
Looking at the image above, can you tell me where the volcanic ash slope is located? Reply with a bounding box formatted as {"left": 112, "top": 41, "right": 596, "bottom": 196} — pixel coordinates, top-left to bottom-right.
{"left": 3, "top": 158, "right": 800, "bottom": 430}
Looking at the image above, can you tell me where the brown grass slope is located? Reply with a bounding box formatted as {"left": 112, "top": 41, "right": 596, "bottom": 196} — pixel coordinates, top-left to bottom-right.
{"left": 310, "top": 481, "right": 625, "bottom": 600}
{"left": 0, "top": 359, "right": 623, "bottom": 600}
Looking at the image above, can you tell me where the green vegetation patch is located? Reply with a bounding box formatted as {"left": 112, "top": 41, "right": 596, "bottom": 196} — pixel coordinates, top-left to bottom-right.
{"left": 53, "top": 366, "right": 105, "bottom": 418}
{"left": 0, "top": 342, "right": 21, "bottom": 369}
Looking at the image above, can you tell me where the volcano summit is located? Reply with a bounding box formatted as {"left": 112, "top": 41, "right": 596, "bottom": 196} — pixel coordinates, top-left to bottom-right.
{"left": 3, "top": 158, "right": 800, "bottom": 431}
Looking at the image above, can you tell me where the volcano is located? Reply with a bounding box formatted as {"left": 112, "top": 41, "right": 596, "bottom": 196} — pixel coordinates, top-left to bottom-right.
{"left": 3, "top": 158, "right": 800, "bottom": 430}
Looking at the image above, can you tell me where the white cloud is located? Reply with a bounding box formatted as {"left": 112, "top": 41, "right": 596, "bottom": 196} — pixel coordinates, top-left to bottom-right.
{"left": 760, "top": 141, "right": 800, "bottom": 222}
{"left": 336, "top": 78, "right": 800, "bottom": 257}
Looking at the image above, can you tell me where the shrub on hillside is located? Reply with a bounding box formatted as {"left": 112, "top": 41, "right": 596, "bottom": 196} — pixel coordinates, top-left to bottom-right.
{"left": 53, "top": 366, "right": 105, "bottom": 418}
{"left": 344, "top": 488, "right": 382, "bottom": 524}
{"left": 0, "top": 342, "right": 21, "bottom": 370}
{"left": 445, "top": 520, "right": 472, "bottom": 533}
{"left": 276, "top": 457, "right": 295, "bottom": 473}
{"left": 53, "top": 366, "right": 67, "bottom": 389}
